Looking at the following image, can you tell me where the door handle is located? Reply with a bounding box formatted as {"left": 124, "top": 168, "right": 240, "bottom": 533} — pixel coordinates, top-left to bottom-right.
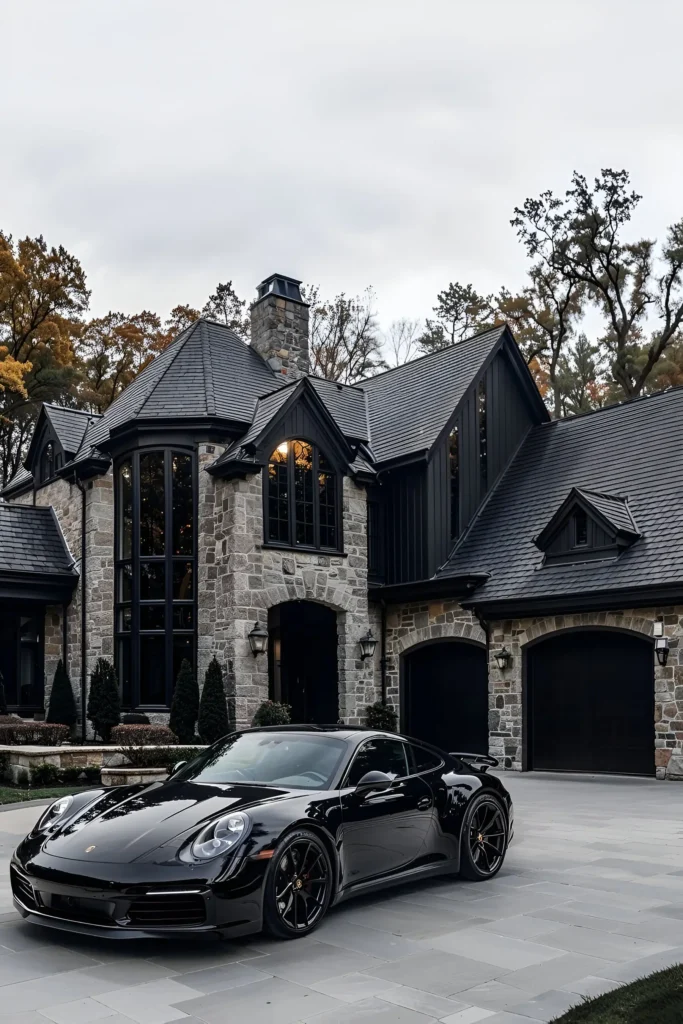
{"left": 417, "top": 796, "right": 432, "bottom": 810}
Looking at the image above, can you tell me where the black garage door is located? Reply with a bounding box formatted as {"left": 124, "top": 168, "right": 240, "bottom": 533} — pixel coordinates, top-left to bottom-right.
{"left": 403, "top": 641, "right": 488, "bottom": 754}
{"left": 527, "top": 630, "right": 654, "bottom": 776}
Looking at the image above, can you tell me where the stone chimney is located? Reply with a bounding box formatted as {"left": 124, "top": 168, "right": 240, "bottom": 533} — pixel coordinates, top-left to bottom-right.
{"left": 250, "top": 274, "right": 310, "bottom": 379}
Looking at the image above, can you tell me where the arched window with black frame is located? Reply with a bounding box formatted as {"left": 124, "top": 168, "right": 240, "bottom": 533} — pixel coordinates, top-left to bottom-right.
{"left": 115, "top": 448, "right": 196, "bottom": 709}
{"left": 265, "top": 439, "right": 340, "bottom": 552}
{"left": 40, "top": 442, "right": 55, "bottom": 484}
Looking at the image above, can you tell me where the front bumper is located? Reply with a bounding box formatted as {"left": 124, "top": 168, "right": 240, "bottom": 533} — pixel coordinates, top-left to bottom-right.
{"left": 10, "top": 855, "right": 267, "bottom": 940}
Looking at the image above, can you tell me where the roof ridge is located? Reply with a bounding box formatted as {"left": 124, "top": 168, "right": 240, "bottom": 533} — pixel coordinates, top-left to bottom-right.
{"left": 43, "top": 404, "right": 99, "bottom": 418}
{"left": 310, "top": 375, "right": 366, "bottom": 394}
{"left": 539, "top": 383, "right": 683, "bottom": 430}
{"left": 2, "top": 502, "right": 53, "bottom": 513}
{"left": 577, "top": 486, "right": 628, "bottom": 502}
{"left": 359, "top": 325, "right": 506, "bottom": 386}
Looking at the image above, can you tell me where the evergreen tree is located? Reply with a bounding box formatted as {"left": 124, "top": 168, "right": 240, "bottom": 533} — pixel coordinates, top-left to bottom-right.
{"left": 198, "top": 657, "right": 230, "bottom": 743}
{"left": 169, "top": 659, "right": 199, "bottom": 743}
{"left": 87, "top": 658, "right": 121, "bottom": 742}
{"left": 46, "top": 659, "right": 77, "bottom": 727}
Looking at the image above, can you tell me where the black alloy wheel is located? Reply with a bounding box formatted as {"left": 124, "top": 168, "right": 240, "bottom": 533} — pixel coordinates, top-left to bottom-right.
{"left": 263, "top": 829, "right": 333, "bottom": 939}
{"left": 459, "top": 794, "right": 507, "bottom": 880}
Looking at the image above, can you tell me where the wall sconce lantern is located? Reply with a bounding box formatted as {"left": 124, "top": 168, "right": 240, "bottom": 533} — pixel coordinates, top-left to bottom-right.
{"left": 359, "top": 630, "right": 378, "bottom": 661}
{"left": 494, "top": 647, "right": 512, "bottom": 671}
{"left": 655, "top": 635, "right": 670, "bottom": 667}
{"left": 248, "top": 622, "right": 268, "bottom": 657}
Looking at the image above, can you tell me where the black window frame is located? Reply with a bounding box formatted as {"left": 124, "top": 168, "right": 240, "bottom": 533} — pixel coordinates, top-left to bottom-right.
{"left": 263, "top": 438, "right": 343, "bottom": 554}
{"left": 114, "top": 446, "right": 197, "bottom": 710}
{"left": 342, "top": 738, "right": 410, "bottom": 787}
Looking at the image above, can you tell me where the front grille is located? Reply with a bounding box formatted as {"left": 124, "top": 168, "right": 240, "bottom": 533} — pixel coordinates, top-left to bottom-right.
{"left": 127, "top": 893, "right": 206, "bottom": 927}
{"left": 38, "top": 893, "right": 116, "bottom": 926}
{"left": 10, "top": 867, "right": 36, "bottom": 909}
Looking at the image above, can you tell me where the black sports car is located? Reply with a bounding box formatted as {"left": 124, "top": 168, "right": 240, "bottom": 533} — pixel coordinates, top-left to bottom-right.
{"left": 11, "top": 726, "right": 513, "bottom": 940}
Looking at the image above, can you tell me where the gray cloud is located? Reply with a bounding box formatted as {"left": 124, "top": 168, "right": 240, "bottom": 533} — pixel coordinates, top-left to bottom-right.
{"left": 2, "top": 0, "right": 682, "bottom": 329}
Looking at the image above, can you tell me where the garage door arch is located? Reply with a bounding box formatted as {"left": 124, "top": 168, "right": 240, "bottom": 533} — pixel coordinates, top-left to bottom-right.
{"left": 401, "top": 638, "right": 488, "bottom": 754}
{"left": 524, "top": 627, "right": 654, "bottom": 776}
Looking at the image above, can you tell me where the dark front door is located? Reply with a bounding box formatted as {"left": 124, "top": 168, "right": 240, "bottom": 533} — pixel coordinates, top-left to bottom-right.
{"left": 269, "top": 601, "right": 339, "bottom": 724}
{"left": 403, "top": 641, "right": 489, "bottom": 754}
{"left": 527, "top": 630, "right": 654, "bottom": 776}
{"left": 339, "top": 737, "right": 433, "bottom": 887}
{"left": 0, "top": 607, "right": 44, "bottom": 715}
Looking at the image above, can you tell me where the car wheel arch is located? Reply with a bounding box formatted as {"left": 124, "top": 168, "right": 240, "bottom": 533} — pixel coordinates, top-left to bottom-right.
{"left": 273, "top": 820, "right": 340, "bottom": 894}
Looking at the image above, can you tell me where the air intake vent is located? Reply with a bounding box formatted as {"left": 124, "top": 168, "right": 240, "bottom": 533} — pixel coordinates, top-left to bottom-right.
{"left": 127, "top": 893, "right": 206, "bottom": 927}
{"left": 10, "top": 867, "right": 36, "bottom": 909}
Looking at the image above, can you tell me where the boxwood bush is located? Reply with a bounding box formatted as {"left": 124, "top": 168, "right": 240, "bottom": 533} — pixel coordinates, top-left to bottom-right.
{"left": 109, "top": 724, "right": 177, "bottom": 746}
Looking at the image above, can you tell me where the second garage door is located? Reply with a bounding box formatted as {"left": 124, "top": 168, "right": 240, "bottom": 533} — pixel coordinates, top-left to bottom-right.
{"left": 527, "top": 629, "right": 654, "bottom": 776}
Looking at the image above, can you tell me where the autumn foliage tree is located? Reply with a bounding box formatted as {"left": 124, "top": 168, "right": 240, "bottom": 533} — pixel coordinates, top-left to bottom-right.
{"left": 306, "top": 286, "right": 386, "bottom": 383}
{"left": 0, "top": 233, "right": 89, "bottom": 485}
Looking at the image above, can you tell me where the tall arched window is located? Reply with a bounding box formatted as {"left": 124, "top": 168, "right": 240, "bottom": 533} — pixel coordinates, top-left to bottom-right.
{"left": 265, "top": 440, "right": 339, "bottom": 551}
{"left": 115, "top": 449, "right": 196, "bottom": 708}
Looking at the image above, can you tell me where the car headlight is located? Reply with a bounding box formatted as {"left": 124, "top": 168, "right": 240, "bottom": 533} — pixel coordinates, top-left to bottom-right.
{"left": 35, "top": 795, "right": 74, "bottom": 833}
{"left": 190, "top": 811, "right": 249, "bottom": 861}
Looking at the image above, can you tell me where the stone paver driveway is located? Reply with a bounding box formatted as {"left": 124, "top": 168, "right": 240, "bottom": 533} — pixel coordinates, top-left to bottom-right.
{"left": 2, "top": 772, "right": 683, "bottom": 1024}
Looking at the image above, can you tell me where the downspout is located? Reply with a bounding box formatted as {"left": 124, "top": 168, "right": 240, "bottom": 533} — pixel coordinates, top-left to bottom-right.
{"left": 380, "top": 599, "right": 387, "bottom": 705}
{"left": 75, "top": 477, "right": 87, "bottom": 743}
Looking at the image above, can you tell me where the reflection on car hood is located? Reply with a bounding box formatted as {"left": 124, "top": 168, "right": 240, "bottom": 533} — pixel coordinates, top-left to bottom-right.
{"left": 42, "top": 780, "right": 299, "bottom": 863}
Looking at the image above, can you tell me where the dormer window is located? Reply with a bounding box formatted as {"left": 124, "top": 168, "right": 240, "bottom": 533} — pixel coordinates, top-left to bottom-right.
{"left": 573, "top": 508, "right": 588, "bottom": 547}
{"left": 265, "top": 440, "right": 340, "bottom": 551}
{"left": 40, "top": 443, "right": 55, "bottom": 483}
{"left": 535, "top": 487, "right": 641, "bottom": 566}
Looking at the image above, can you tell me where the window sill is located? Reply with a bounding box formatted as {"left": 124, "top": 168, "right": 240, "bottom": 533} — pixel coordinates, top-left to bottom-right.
{"left": 261, "top": 541, "right": 346, "bottom": 557}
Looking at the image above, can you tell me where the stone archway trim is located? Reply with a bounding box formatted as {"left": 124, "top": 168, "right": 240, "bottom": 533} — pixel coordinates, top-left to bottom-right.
{"left": 516, "top": 613, "right": 655, "bottom": 650}
{"left": 395, "top": 620, "right": 486, "bottom": 655}
{"left": 254, "top": 581, "right": 354, "bottom": 616}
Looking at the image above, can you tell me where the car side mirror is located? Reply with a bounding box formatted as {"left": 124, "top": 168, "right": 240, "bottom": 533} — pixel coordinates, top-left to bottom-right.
{"left": 355, "top": 770, "right": 393, "bottom": 794}
{"left": 168, "top": 760, "right": 187, "bottom": 777}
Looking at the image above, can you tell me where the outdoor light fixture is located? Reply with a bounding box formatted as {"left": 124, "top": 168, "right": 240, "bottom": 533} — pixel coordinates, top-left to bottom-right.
{"left": 359, "top": 630, "right": 378, "bottom": 661}
{"left": 653, "top": 619, "right": 664, "bottom": 638}
{"left": 655, "top": 636, "right": 670, "bottom": 667}
{"left": 248, "top": 622, "right": 268, "bottom": 657}
{"left": 494, "top": 647, "right": 512, "bottom": 671}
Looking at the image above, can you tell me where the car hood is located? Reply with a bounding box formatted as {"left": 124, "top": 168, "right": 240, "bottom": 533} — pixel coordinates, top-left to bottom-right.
{"left": 41, "top": 780, "right": 301, "bottom": 863}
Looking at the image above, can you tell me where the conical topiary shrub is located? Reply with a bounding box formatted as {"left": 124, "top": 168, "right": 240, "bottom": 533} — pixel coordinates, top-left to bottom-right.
{"left": 46, "top": 659, "right": 78, "bottom": 727}
{"left": 170, "top": 658, "right": 199, "bottom": 743}
{"left": 0, "top": 671, "right": 7, "bottom": 715}
{"left": 87, "top": 658, "right": 121, "bottom": 742}
{"left": 198, "top": 657, "right": 230, "bottom": 743}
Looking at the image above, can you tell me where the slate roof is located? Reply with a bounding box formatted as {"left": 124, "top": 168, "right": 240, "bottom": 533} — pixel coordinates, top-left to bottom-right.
{"left": 440, "top": 386, "right": 683, "bottom": 606}
{"left": 309, "top": 378, "right": 368, "bottom": 443}
{"left": 43, "top": 405, "right": 93, "bottom": 455}
{"left": 0, "top": 503, "right": 78, "bottom": 577}
{"left": 361, "top": 326, "right": 506, "bottom": 464}
{"left": 575, "top": 488, "right": 640, "bottom": 537}
{"left": 1, "top": 464, "right": 32, "bottom": 497}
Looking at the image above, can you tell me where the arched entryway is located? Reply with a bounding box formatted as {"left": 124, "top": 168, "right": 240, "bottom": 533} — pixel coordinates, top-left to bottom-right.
{"left": 268, "top": 601, "right": 339, "bottom": 723}
{"left": 526, "top": 629, "right": 654, "bottom": 776}
{"left": 402, "top": 640, "right": 488, "bottom": 753}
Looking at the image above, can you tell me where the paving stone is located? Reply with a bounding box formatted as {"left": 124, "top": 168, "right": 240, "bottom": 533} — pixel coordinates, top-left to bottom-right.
{"left": 243, "top": 941, "right": 385, "bottom": 986}
{"left": 375, "top": 985, "right": 471, "bottom": 1018}
{"left": 457, "top": 980, "right": 537, "bottom": 1011}
{"left": 313, "top": 919, "right": 430, "bottom": 959}
{"left": 478, "top": 915, "right": 561, "bottom": 940}
{"left": 169, "top": 961, "right": 272, "bottom": 994}
{"left": 364, "top": 950, "right": 506, "bottom": 997}
{"left": 37, "top": 999, "right": 116, "bottom": 1024}
{"left": 93, "top": 980, "right": 204, "bottom": 1024}
{"left": 506, "top": 988, "right": 581, "bottom": 1021}
{"left": 560, "top": 975, "right": 623, "bottom": 999}
{"left": 431, "top": 930, "right": 564, "bottom": 970}
{"left": 501, "top": 953, "right": 616, "bottom": 996}
{"left": 301, "top": 999, "right": 439, "bottom": 1023}
{"left": 0, "top": 947, "right": 101, "bottom": 986}
{"left": 538, "top": 924, "right": 675, "bottom": 962}
{"left": 173, "top": 976, "right": 340, "bottom": 1024}
{"left": 309, "top": 972, "right": 401, "bottom": 1003}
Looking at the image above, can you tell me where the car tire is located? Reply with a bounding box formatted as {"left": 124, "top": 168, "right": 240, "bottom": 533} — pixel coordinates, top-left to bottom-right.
{"left": 263, "top": 828, "right": 334, "bottom": 939}
{"left": 459, "top": 793, "right": 508, "bottom": 881}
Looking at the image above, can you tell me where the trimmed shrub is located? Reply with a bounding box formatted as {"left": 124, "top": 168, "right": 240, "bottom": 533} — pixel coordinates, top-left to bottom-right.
{"left": 0, "top": 722, "right": 69, "bottom": 746}
{"left": 170, "top": 659, "right": 199, "bottom": 743}
{"left": 16, "top": 768, "right": 29, "bottom": 787}
{"left": 110, "top": 724, "right": 177, "bottom": 746}
{"left": 121, "top": 712, "right": 150, "bottom": 725}
{"left": 46, "top": 659, "right": 77, "bottom": 728}
{"left": 30, "top": 762, "right": 61, "bottom": 786}
{"left": 0, "top": 673, "right": 7, "bottom": 715}
{"left": 252, "top": 700, "right": 291, "bottom": 727}
{"left": 364, "top": 701, "right": 398, "bottom": 732}
{"left": 120, "top": 744, "right": 203, "bottom": 770}
{"left": 198, "top": 658, "right": 230, "bottom": 744}
{"left": 87, "top": 658, "right": 121, "bottom": 742}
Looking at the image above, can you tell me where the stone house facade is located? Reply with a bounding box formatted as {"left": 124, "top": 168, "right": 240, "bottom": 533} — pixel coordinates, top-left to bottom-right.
{"left": 2, "top": 271, "right": 683, "bottom": 780}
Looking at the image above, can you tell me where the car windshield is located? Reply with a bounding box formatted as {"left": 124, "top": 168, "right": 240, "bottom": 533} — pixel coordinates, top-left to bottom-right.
{"left": 175, "top": 732, "right": 348, "bottom": 789}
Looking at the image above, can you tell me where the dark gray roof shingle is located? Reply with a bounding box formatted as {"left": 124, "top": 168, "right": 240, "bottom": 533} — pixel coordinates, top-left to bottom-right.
{"left": 0, "top": 503, "right": 78, "bottom": 576}
{"left": 309, "top": 378, "right": 368, "bottom": 442}
{"left": 441, "top": 387, "right": 683, "bottom": 605}
{"left": 1, "top": 464, "right": 32, "bottom": 496}
{"left": 361, "top": 327, "right": 505, "bottom": 463}
{"left": 575, "top": 488, "right": 640, "bottom": 536}
{"left": 43, "top": 405, "right": 93, "bottom": 455}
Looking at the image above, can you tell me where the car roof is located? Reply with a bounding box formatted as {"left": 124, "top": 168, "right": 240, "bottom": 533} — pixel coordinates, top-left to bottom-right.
{"left": 241, "top": 725, "right": 443, "bottom": 749}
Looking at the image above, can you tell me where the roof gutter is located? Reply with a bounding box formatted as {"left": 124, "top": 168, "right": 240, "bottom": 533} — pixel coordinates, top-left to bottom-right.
{"left": 464, "top": 581, "right": 683, "bottom": 619}
{"left": 369, "top": 573, "right": 490, "bottom": 604}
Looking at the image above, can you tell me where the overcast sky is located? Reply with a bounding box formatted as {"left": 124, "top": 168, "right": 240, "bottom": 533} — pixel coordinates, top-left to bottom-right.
{"left": 3, "top": 1, "right": 682, "bottom": 332}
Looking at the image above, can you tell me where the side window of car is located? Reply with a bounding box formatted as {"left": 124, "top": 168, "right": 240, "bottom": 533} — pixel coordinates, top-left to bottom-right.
{"left": 408, "top": 744, "right": 443, "bottom": 773}
{"left": 345, "top": 739, "right": 409, "bottom": 787}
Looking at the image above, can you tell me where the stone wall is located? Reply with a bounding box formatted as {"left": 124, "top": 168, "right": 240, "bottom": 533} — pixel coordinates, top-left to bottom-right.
{"left": 208, "top": 469, "right": 380, "bottom": 728}
{"left": 385, "top": 600, "right": 485, "bottom": 718}
{"left": 490, "top": 608, "right": 683, "bottom": 780}
{"left": 8, "top": 471, "right": 114, "bottom": 730}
